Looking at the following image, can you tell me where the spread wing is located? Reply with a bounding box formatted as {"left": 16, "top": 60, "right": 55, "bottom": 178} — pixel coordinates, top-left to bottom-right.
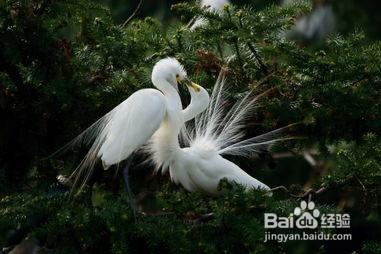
{"left": 58, "top": 88, "right": 166, "bottom": 192}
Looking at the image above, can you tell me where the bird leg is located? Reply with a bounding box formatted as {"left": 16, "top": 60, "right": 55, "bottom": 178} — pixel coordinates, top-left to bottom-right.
{"left": 122, "top": 154, "right": 138, "bottom": 221}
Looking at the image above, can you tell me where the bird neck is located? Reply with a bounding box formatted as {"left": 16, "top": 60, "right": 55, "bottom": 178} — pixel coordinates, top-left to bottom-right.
{"left": 148, "top": 83, "right": 183, "bottom": 170}
{"left": 164, "top": 94, "right": 183, "bottom": 148}
{"left": 183, "top": 86, "right": 210, "bottom": 122}
{"left": 156, "top": 80, "right": 183, "bottom": 149}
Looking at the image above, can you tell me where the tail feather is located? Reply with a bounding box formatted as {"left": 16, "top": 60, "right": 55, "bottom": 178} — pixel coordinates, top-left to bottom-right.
{"left": 48, "top": 108, "right": 118, "bottom": 193}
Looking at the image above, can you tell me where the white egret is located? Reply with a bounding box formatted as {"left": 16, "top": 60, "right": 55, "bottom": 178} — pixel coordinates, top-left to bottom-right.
{"left": 188, "top": 0, "right": 230, "bottom": 31}
{"left": 57, "top": 58, "right": 199, "bottom": 191}
{"left": 146, "top": 67, "right": 297, "bottom": 194}
{"left": 58, "top": 57, "right": 294, "bottom": 198}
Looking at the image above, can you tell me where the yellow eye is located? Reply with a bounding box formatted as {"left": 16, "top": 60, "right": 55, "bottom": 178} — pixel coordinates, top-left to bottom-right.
{"left": 176, "top": 74, "right": 180, "bottom": 82}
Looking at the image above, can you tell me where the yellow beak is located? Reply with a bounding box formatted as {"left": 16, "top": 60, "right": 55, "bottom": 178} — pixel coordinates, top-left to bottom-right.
{"left": 180, "top": 77, "right": 200, "bottom": 92}
{"left": 188, "top": 82, "right": 200, "bottom": 92}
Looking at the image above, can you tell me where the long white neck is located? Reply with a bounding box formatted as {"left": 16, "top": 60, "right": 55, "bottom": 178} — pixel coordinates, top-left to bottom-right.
{"left": 161, "top": 84, "right": 183, "bottom": 148}
{"left": 149, "top": 80, "right": 210, "bottom": 172}
{"left": 149, "top": 80, "right": 183, "bottom": 170}
{"left": 183, "top": 86, "right": 210, "bottom": 122}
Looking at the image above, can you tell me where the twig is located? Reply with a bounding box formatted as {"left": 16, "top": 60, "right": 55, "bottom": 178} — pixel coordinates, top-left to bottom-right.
{"left": 246, "top": 42, "right": 268, "bottom": 75}
{"left": 354, "top": 174, "right": 367, "bottom": 197}
{"left": 235, "top": 14, "right": 269, "bottom": 75}
{"left": 141, "top": 211, "right": 175, "bottom": 216}
{"left": 267, "top": 175, "right": 369, "bottom": 200}
{"left": 267, "top": 185, "right": 328, "bottom": 198}
{"left": 121, "top": 0, "right": 143, "bottom": 28}
{"left": 188, "top": 212, "right": 215, "bottom": 223}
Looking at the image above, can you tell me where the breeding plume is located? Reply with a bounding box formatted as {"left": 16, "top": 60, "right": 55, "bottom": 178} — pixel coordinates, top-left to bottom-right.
{"left": 58, "top": 58, "right": 293, "bottom": 196}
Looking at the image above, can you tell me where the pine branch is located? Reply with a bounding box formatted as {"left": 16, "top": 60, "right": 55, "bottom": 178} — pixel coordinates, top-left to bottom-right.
{"left": 246, "top": 42, "right": 269, "bottom": 75}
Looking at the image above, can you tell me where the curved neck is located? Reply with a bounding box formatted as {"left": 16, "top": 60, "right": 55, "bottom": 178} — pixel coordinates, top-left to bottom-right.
{"left": 154, "top": 79, "right": 183, "bottom": 150}
{"left": 149, "top": 80, "right": 184, "bottom": 169}
{"left": 149, "top": 82, "right": 209, "bottom": 171}
{"left": 183, "top": 86, "right": 210, "bottom": 122}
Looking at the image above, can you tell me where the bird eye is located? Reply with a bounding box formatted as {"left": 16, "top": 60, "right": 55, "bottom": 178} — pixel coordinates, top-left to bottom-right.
{"left": 175, "top": 74, "right": 181, "bottom": 84}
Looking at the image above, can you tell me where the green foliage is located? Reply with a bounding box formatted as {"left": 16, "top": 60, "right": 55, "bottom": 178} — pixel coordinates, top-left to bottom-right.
{"left": 323, "top": 133, "right": 381, "bottom": 186}
{"left": 0, "top": 0, "right": 380, "bottom": 253}
{"left": 0, "top": 184, "right": 310, "bottom": 253}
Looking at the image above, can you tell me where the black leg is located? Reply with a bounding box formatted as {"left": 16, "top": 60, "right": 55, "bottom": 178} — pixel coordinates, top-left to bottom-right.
{"left": 122, "top": 154, "right": 137, "bottom": 221}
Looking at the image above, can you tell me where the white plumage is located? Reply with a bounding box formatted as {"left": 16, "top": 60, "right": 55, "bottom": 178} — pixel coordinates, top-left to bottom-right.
{"left": 97, "top": 89, "right": 166, "bottom": 166}
{"left": 59, "top": 58, "right": 186, "bottom": 189}
{"left": 200, "top": 0, "right": 230, "bottom": 11}
{"left": 59, "top": 58, "right": 294, "bottom": 195}
{"left": 189, "top": 0, "right": 230, "bottom": 31}
{"left": 185, "top": 70, "right": 296, "bottom": 158}
{"left": 147, "top": 68, "right": 295, "bottom": 194}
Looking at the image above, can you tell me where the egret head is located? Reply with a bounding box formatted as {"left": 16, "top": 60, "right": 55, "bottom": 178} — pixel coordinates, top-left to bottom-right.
{"left": 152, "top": 57, "right": 201, "bottom": 93}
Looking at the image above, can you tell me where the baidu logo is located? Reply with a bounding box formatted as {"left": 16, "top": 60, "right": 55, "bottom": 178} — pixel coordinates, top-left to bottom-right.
{"left": 263, "top": 198, "right": 352, "bottom": 242}
{"left": 293, "top": 200, "right": 320, "bottom": 229}
{"left": 264, "top": 199, "right": 350, "bottom": 230}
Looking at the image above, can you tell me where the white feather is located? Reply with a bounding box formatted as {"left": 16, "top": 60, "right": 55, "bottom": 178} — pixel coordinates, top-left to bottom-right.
{"left": 185, "top": 69, "right": 295, "bottom": 158}
{"left": 65, "top": 89, "right": 166, "bottom": 191}
{"left": 189, "top": 0, "right": 230, "bottom": 31}
{"left": 55, "top": 57, "right": 190, "bottom": 192}
{"left": 56, "top": 58, "right": 290, "bottom": 196}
